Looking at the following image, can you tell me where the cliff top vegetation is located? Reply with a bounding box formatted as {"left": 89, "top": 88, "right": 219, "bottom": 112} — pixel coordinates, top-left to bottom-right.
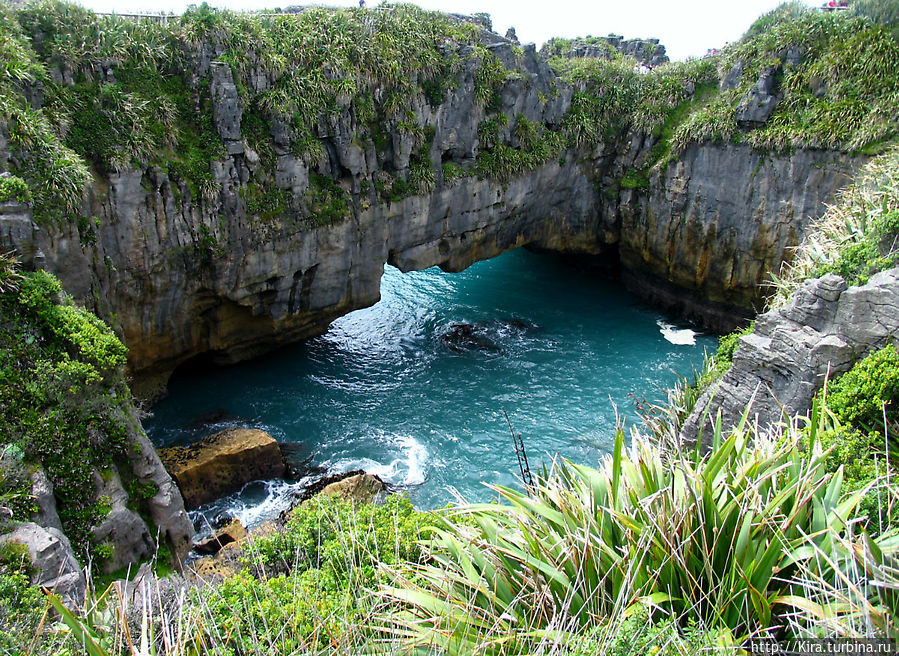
{"left": 2, "top": 0, "right": 899, "bottom": 230}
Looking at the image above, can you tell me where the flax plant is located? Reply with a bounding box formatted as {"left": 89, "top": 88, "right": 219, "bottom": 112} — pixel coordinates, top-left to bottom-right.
{"left": 374, "top": 403, "right": 865, "bottom": 653}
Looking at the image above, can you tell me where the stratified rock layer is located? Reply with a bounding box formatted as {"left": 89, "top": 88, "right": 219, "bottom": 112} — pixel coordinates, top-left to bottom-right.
{"left": 0, "top": 34, "right": 863, "bottom": 397}
{"left": 681, "top": 268, "right": 899, "bottom": 449}
{"left": 158, "top": 428, "right": 286, "bottom": 509}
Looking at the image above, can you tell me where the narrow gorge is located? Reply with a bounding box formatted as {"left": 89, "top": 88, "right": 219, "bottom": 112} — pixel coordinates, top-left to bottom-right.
{"left": 1, "top": 1, "right": 898, "bottom": 621}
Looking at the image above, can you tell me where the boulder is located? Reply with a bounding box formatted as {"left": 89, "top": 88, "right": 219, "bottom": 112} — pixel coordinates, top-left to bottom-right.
{"left": 0, "top": 522, "right": 85, "bottom": 607}
{"left": 320, "top": 473, "right": 384, "bottom": 505}
{"left": 191, "top": 557, "right": 236, "bottom": 582}
{"left": 193, "top": 519, "right": 247, "bottom": 556}
{"left": 736, "top": 66, "right": 779, "bottom": 127}
{"left": 158, "top": 428, "right": 286, "bottom": 509}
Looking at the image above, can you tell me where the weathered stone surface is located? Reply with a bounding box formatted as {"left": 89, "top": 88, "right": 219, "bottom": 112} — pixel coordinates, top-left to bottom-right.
{"left": 320, "top": 473, "right": 384, "bottom": 505}
{"left": 158, "top": 428, "right": 286, "bottom": 509}
{"left": 615, "top": 144, "right": 863, "bottom": 330}
{"left": 29, "top": 467, "right": 62, "bottom": 533}
{"left": 119, "top": 405, "right": 194, "bottom": 564}
{"left": 681, "top": 268, "right": 899, "bottom": 449}
{"left": 91, "top": 469, "right": 155, "bottom": 573}
{"left": 193, "top": 518, "right": 247, "bottom": 556}
{"left": 736, "top": 66, "right": 779, "bottom": 127}
{"left": 0, "top": 522, "right": 85, "bottom": 606}
{"left": 191, "top": 556, "right": 236, "bottom": 582}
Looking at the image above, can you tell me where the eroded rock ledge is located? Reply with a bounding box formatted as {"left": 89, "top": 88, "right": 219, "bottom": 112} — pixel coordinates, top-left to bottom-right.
{"left": 681, "top": 267, "right": 899, "bottom": 449}
{"left": 0, "top": 28, "right": 864, "bottom": 398}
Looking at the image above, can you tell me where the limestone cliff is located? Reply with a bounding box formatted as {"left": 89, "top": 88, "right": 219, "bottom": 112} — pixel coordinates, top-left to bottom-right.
{"left": 0, "top": 5, "right": 869, "bottom": 396}
{"left": 680, "top": 268, "right": 899, "bottom": 449}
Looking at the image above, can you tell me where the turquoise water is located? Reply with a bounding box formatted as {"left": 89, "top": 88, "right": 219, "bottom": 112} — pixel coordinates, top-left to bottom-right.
{"left": 146, "top": 248, "right": 715, "bottom": 526}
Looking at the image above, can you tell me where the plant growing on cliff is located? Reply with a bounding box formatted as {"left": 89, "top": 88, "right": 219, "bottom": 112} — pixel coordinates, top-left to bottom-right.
{"left": 813, "top": 344, "right": 899, "bottom": 533}
{"left": 376, "top": 410, "right": 864, "bottom": 651}
{"left": 0, "top": 267, "right": 133, "bottom": 557}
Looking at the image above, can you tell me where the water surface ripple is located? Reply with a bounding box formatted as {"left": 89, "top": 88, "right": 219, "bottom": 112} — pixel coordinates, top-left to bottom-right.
{"left": 146, "top": 249, "right": 715, "bottom": 523}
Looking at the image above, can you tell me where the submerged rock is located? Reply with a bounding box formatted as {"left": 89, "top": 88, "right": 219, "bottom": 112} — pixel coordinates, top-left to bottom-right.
{"left": 158, "top": 428, "right": 286, "bottom": 509}
{"left": 441, "top": 323, "right": 504, "bottom": 353}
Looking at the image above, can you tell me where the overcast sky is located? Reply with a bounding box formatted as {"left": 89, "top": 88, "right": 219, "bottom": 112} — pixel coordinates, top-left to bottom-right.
{"left": 73, "top": 0, "right": 821, "bottom": 61}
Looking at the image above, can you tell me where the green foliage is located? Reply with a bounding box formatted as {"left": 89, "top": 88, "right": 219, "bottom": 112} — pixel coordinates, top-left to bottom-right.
{"left": 0, "top": 570, "right": 48, "bottom": 653}
{"left": 475, "top": 113, "right": 566, "bottom": 182}
{"left": 850, "top": 0, "right": 899, "bottom": 40}
{"left": 0, "top": 445, "right": 38, "bottom": 523}
{"left": 306, "top": 173, "right": 349, "bottom": 226}
{"left": 196, "top": 494, "right": 438, "bottom": 654}
{"left": 242, "top": 182, "right": 289, "bottom": 222}
{"left": 0, "top": 175, "right": 30, "bottom": 204}
{"left": 620, "top": 168, "right": 649, "bottom": 190}
{"left": 814, "top": 345, "right": 899, "bottom": 532}
{"left": 249, "top": 493, "right": 433, "bottom": 579}
{"left": 473, "top": 46, "right": 508, "bottom": 112}
{"left": 565, "top": 604, "right": 733, "bottom": 656}
{"left": 0, "top": 3, "right": 90, "bottom": 225}
{"left": 775, "top": 147, "right": 899, "bottom": 300}
{"left": 0, "top": 270, "right": 131, "bottom": 557}
{"left": 441, "top": 160, "right": 467, "bottom": 184}
{"left": 377, "top": 412, "right": 862, "bottom": 650}
{"left": 827, "top": 344, "right": 899, "bottom": 433}
{"left": 551, "top": 55, "right": 719, "bottom": 159}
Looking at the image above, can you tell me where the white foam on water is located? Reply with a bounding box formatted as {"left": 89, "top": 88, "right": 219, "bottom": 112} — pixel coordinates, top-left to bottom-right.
{"left": 321, "top": 433, "right": 429, "bottom": 487}
{"left": 657, "top": 319, "right": 697, "bottom": 346}
{"left": 191, "top": 478, "right": 306, "bottom": 539}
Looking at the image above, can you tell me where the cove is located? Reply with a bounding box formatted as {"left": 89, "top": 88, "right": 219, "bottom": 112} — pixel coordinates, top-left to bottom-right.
{"left": 146, "top": 248, "right": 715, "bottom": 525}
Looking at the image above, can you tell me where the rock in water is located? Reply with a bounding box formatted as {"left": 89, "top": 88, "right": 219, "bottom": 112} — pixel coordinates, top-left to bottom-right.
{"left": 320, "top": 473, "right": 384, "bottom": 505}
{"left": 441, "top": 323, "right": 503, "bottom": 353}
{"left": 193, "top": 518, "right": 247, "bottom": 556}
{"left": 158, "top": 428, "right": 286, "bottom": 509}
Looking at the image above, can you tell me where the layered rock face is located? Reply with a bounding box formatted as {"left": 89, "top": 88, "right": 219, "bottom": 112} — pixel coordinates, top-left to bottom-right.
{"left": 0, "top": 26, "right": 863, "bottom": 396}
{"left": 615, "top": 144, "right": 863, "bottom": 329}
{"left": 681, "top": 268, "right": 899, "bottom": 449}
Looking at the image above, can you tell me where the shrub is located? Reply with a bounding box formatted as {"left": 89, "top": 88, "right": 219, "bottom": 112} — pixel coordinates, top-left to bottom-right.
{"left": 815, "top": 345, "right": 899, "bottom": 532}
{"left": 377, "top": 412, "right": 862, "bottom": 651}
{"left": 0, "top": 270, "right": 132, "bottom": 557}
{"left": 0, "top": 176, "right": 30, "bottom": 204}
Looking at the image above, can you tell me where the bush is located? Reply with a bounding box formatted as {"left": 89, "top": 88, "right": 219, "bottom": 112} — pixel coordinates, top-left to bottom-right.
{"left": 377, "top": 414, "right": 860, "bottom": 651}
{"left": 826, "top": 343, "right": 899, "bottom": 434}
{"left": 815, "top": 345, "right": 899, "bottom": 532}
{"left": 0, "top": 270, "right": 132, "bottom": 557}
{"left": 195, "top": 494, "right": 438, "bottom": 654}
{"left": 0, "top": 176, "right": 30, "bottom": 204}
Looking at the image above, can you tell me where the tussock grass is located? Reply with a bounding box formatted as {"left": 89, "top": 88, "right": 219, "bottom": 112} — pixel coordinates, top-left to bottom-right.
{"left": 770, "top": 147, "right": 899, "bottom": 305}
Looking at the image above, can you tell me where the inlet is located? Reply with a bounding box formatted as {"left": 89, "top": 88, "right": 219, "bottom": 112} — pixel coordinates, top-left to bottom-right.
{"left": 145, "top": 248, "right": 715, "bottom": 526}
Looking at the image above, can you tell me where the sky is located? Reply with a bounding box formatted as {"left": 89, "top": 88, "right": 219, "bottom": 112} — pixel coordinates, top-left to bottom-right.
{"left": 72, "top": 0, "right": 821, "bottom": 61}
